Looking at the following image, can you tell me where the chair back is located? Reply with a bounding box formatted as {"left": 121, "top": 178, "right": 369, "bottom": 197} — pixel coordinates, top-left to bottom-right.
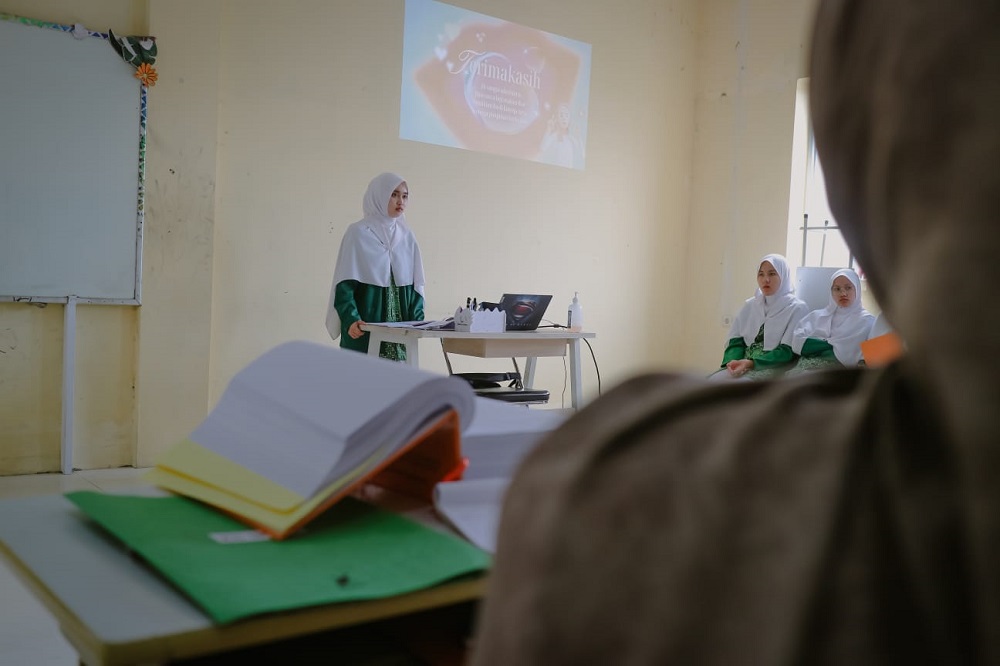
{"left": 795, "top": 266, "right": 842, "bottom": 311}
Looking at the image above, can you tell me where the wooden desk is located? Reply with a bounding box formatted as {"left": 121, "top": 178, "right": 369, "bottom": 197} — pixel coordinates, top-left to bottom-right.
{"left": 0, "top": 494, "right": 485, "bottom": 666}
{"left": 364, "top": 326, "right": 596, "bottom": 409}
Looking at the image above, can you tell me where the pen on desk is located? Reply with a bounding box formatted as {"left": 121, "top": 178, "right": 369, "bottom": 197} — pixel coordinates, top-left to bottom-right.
{"left": 472, "top": 298, "right": 477, "bottom": 311}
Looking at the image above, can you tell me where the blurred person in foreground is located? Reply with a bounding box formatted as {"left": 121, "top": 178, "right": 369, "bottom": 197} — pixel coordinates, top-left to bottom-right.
{"left": 471, "top": 0, "right": 1000, "bottom": 664}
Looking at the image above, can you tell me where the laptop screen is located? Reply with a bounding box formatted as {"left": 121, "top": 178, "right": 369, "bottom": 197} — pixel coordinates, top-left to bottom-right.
{"left": 497, "top": 294, "right": 552, "bottom": 331}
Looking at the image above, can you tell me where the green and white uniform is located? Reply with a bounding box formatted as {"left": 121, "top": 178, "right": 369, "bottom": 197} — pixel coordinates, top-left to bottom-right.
{"left": 787, "top": 268, "right": 874, "bottom": 376}
{"left": 331, "top": 276, "right": 424, "bottom": 360}
{"left": 325, "top": 172, "right": 425, "bottom": 361}
{"left": 715, "top": 253, "right": 808, "bottom": 380}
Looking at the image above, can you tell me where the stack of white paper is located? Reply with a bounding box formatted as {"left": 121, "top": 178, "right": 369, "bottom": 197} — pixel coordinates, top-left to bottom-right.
{"left": 434, "top": 398, "right": 568, "bottom": 552}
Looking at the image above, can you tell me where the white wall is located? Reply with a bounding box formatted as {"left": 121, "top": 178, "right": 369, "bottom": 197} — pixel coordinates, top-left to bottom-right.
{"left": 682, "top": 0, "right": 819, "bottom": 371}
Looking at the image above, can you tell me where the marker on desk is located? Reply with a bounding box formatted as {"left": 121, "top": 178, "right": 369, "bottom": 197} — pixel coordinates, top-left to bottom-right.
{"left": 472, "top": 298, "right": 477, "bottom": 311}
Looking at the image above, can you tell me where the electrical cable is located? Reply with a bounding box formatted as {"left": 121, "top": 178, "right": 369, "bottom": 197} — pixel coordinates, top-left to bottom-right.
{"left": 538, "top": 320, "right": 602, "bottom": 398}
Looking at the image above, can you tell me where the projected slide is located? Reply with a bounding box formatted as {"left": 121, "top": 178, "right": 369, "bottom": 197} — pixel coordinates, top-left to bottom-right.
{"left": 401, "top": 0, "right": 592, "bottom": 170}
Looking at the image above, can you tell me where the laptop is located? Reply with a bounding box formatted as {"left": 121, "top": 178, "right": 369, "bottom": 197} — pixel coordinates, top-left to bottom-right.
{"left": 495, "top": 293, "right": 553, "bottom": 331}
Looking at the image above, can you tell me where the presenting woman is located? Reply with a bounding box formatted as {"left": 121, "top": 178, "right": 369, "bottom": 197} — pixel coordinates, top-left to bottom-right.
{"left": 787, "top": 268, "right": 874, "bottom": 375}
{"left": 325, "top": 172, "right": 425, "bottom": 361}
{"left": 715, "top": 253, "right": 809, "bottom": 380}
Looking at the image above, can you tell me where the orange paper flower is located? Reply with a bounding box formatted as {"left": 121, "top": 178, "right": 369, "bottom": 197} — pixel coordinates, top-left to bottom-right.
{"left": 135, "top": 63, "right": 158, "bottom": 87}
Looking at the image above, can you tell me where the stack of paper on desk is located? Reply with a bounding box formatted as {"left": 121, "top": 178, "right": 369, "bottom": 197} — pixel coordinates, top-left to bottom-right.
{"left": 433, "top": 477, "right": 510, "bottom": 553}
{"left": 146, "top": 340, "right": 477, "bottom": 540}
{"left": 461, "top": 397, "right": 567, "bottom": 480}
{"left": 433, "top": 398, "right": 568, "bottom": 552}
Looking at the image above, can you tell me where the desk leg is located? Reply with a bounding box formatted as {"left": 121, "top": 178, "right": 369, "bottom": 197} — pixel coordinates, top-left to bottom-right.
{"left": 367, "top": 332, "right": 383, "bottom": 358}
{"left": 523, "top": 357, "right": 537, "bottom": 388}
{"left": 569, "top": 340, "right": 583, "bottom": 410}
{"left": 406, "top": 340, "right": 420, "bottom": 367}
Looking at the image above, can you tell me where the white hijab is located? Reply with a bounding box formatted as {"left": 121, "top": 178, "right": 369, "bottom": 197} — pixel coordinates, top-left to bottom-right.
{"left": 325, "top": 173, "right": 426, "bottom": 340}
{"left": 791, "top": 268, "right": 875, "bottom": 366}
{"left": 729, "top": 253, "right": 808, "bottom": 350}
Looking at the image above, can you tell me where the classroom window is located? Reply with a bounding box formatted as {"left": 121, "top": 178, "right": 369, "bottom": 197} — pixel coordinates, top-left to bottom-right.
{"left": 785, "top": 79, "right": 855, "bottom": 272}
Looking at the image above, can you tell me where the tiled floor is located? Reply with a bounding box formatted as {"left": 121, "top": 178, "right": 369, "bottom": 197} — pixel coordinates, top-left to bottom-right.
{"left": 0, "top": 467, "right": 151, "bottom": 666}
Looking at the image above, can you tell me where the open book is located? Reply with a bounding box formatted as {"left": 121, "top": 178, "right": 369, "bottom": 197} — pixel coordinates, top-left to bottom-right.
{"left": 146, "top": 340, "right": 477, "bottom": 540}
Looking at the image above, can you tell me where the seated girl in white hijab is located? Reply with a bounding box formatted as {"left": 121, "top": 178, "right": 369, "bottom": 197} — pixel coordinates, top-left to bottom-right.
{"left": 787, "top": 268, "right": 874, "bottom": 375}
{"left": 713, "top": 253, "right": 809, "bottom": 380}
{"left": 325, "top": 172, "right": 425, "bottom": 361}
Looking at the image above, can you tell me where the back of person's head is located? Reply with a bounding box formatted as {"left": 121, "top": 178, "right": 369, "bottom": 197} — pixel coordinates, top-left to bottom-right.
{"left": 809, "top": 0, "right": 1000, "bottom": 351}
{"left": 808, "top": 0, "right": 1000, "bottom": 437}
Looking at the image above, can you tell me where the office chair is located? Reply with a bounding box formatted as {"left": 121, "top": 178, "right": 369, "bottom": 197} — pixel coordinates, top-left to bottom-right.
{"left": 440, "top": 344, "right": 550, "bottom": 406}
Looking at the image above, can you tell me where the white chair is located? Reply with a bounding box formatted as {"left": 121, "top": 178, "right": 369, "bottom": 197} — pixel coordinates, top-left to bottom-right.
{"left": 794, "top": 266, "right": 842, "bottom": 311}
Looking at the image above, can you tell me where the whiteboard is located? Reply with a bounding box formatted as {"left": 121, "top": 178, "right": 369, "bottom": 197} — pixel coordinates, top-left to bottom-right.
{"left": 0, "top": 15, "right": 145, "bottom": 304}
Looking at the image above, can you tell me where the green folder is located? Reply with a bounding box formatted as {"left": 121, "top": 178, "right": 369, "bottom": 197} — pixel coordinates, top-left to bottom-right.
{"left": 65, "top": 491, "right": 491, "bottom": 624}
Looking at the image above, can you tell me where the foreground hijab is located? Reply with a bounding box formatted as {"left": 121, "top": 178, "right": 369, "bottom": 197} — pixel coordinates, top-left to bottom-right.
{"left": 472, "top": 2, "right": 1000, "bottom": 664}
{"left": 325, "top": 173, "right": 425, "bottom": 339}
{"left": 791, "top": 268, "right": 874, "bottom": 365}
{"left": 730, "top": 253, "right": 804, "bottom": 350}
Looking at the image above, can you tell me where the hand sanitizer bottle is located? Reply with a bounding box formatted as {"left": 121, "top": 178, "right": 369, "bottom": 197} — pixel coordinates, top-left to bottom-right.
{"left": 567, "top": 292, "right": 583, "bottom": 332}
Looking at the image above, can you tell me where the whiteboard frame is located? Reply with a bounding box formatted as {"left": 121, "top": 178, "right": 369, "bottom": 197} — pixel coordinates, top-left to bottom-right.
{"left": 0, "top": 13, "right": 147, "bottom": 306}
